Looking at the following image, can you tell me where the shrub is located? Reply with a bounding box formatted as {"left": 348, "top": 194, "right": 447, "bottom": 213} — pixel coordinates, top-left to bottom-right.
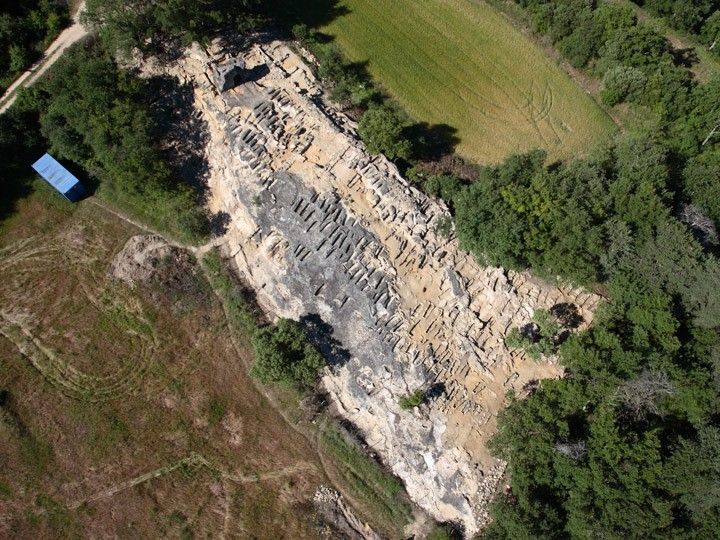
{"left": 250, "top": 319, "right": 325, "bottom": 389}
{"left": 208, "top": 398, "right": 225, "bottom": 425}
{"left": 399, "top": 389, "right": 425, "bottom": 410}
{"left": 505, "top": 309, "right": 562, "bottom": 360}
{"left": 358, "top": 104, "right": 412, "bottom": 160}
{"left": 600, "top": 65, "right": 647, "bottom": 106}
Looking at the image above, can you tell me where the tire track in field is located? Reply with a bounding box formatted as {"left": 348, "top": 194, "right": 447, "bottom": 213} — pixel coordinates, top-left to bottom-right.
{"left": 0, "top": 228, "right": 158, "bottom": 402}
{"left": 345, "top": 0, "right": 511, "bottom": 122}
{"left": 347, "top": 0, "right": 560, "bottom": 154}
{"left": 0, "top": 310, "right": 155, "bottom": 402}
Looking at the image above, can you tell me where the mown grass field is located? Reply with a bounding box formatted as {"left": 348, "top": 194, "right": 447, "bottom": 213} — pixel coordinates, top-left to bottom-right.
{"left": 323, "top": 0, "right": 617, "bottom": 163}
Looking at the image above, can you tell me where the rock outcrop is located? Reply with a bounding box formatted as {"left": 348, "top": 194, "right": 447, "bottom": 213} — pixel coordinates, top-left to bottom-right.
{"left": 140, "top": 40, "right": 600, "bottom": 535}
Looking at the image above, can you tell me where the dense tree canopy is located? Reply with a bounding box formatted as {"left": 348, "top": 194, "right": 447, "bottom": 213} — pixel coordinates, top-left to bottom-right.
{"left": 0, "top": 0, "right": 69, "bottom": 91}
{"left": 635, "top": 0, "right": 720, "bottom": 39}
{"left": 82, "top": 0, "right": 263, "bottom": 55}
{"left": 35, "top": 40, "right": 206, "bottom": 242}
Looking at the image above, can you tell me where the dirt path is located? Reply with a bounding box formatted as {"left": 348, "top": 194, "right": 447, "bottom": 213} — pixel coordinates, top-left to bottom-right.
{"left": 0, "top": 2, "right": 88, "bottom": 114}
{"left": 85, "top": 198, "right": 396, "bottom": 537}
{"left": 608, "top": 0, "right": 720, "bottom": 82}
{"left": 68, "top": 452, "right": 315, "bottom": 510}
{"left": 88, "top": 199, "right": 226, "bottom": 256}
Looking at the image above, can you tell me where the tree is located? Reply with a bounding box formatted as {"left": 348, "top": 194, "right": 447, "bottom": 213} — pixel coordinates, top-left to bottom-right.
{"left": 615, "top": 369, "right": 675, "bottom": 420}
{"left": 600, "top": 65, "right": 647, "bottom": 106}
{"left": 250, "top": 319, "right": 325, "bottom": 389}
{"left": 679, "top": 203, "right": 718, "bottom": 245}
{"left": 684, "top": 150, "right": 720, "bottom": 225}
{"left": 37, "top": 41, "right": 206, "bottom": 242}
{"left": 83, "top": 0, "right": 263, "bottom": 56}
{"left": 701, "top": 12, "right": 720, "bottom": 54}
{"left": 663, "top": 425, "right": 720, "bottom": 533}
{"left": 598, "top": 25, "right": 670, "bottom": 72}
{"left": 357, "top": 103, "right": 412, "bottom": 160}
{"left": 558, "top": 16, "right": 602, "bottom": 68}
{"left": 0, "top": 1, "right": 69, "bottom": 89}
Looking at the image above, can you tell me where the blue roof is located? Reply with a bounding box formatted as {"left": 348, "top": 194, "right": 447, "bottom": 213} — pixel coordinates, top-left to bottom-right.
{"left": 31, "top": 153, "right": 82, "bottom": 195}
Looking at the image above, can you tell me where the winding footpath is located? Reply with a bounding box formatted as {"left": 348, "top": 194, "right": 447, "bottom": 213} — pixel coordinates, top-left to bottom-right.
{"left": 0, "top": 2, "right": 87, "bottom": 114}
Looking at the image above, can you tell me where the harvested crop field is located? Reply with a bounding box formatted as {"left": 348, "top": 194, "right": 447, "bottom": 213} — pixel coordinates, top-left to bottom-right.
{"left": 322, "top": 0, "right": 616, "bottom": 163}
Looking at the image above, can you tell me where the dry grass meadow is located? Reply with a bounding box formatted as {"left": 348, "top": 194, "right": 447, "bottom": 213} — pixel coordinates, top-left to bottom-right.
{"left": 0, "top": 182, "right": 416, "bottom": 538}
{"left": 323, "top": 0, "right": 617, "bottom": 164}
{"left": 0, "top": 185, "right": 327, "bottom": 538}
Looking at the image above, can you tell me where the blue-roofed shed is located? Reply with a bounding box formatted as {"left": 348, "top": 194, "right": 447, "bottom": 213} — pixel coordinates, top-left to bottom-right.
{"left": 31, "top": 153, "right": 86, "bottom": 202}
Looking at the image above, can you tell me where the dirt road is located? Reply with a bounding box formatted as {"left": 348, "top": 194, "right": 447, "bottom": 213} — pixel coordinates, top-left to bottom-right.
{"left": 0, "top": 2, "right": 88, "bottom": 114}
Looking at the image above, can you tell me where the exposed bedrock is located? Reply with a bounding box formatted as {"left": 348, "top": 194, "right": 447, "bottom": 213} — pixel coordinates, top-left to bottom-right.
{"left": 140, "top": 40, "right": 600, "bottom": 535}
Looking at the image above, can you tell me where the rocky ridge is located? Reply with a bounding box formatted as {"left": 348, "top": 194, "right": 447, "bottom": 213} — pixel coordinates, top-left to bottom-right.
{"left": 139, "top": 39, "right": 600, "bottom": 534}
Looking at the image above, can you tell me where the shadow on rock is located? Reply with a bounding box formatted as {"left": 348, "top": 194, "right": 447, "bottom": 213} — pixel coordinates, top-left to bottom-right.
{"left": 426, "top": 382, "right": 446, "bottom": 401}
{"left": 209, "top": 211, "right": 231, "bottom": 237}
{"left": 300, "top": 313, "right": 352, "bottom": 369}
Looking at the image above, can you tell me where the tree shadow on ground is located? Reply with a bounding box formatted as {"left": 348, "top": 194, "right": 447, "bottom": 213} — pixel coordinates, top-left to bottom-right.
{"left": 146, "top": 74, "right": 211, "bottom": 200}
{"left": 0, "top": 100, "right": 46, "bottom": 221}
{"left": 0, "top": 170, "right": 35, "bottom": 221}
{"left": 299, "top": 313, "right": 352, "bottom": 369}
{"left": 264, "top": 0, "right": 350, "bottom": 30}
{"left": 671, "top": 47, "right": 699, "bottom": 69}
{"left": 404, "top": 122, "right": 460, "bottom": 161}
{"left": 550, "top": 302, "right": 584, "bottom": 329}
{"left": 208, "top": 211, "right": 231, "bottom": 238}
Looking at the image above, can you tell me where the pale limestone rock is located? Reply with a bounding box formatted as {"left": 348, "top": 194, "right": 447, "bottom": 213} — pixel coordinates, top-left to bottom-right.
{"left": 138, "top": 39, "right": 600, "bottom": 535}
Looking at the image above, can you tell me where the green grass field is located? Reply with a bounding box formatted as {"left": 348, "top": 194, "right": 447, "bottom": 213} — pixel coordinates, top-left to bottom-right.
{"left": 323, "top": 0, "right": 616, "bottom": 164}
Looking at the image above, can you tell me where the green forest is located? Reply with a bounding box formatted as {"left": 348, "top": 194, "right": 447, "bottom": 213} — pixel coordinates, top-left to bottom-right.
{"left": 631, "top": 0, "right": 720, "bottom": 51}
{"left": 450, "top": 1, "right": 720, "bottom": 537}
{"left": 1, "top": 0, "right": 719, "bottom": 538}
{"left": 0, "top": 1, "right": 69, "bottom": 91}
{"left": 1, "top": 42, "right": 206, "bottom": 243}
{"left": 306, "top": 0, "right": 720, "bottom": 536}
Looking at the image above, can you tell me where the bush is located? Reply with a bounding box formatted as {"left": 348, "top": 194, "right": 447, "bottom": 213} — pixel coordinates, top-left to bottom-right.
{"left": 600, "top": 65, "right": 647, "bottom": 106}
{"left": 505, "top": 309, "right": 561, "bottom": 360}
{"left": 250, "top": 319, "right": 325, "bottom": 389}
{"left": 0, "top": 2, "right": 70, "bottom": 91}
{"left": 358, "top": 104, "right": 412, "bottom": 160}
{"left": 399, "top": 389, "right": 425, "bottom": 410}
{"left": 203, "top": 251, "right": 258, "bottom": 336}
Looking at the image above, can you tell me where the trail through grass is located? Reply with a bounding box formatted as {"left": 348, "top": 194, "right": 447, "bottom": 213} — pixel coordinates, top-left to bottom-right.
{"left": 323, "top": 0, "right": 616, "bottom": 163}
